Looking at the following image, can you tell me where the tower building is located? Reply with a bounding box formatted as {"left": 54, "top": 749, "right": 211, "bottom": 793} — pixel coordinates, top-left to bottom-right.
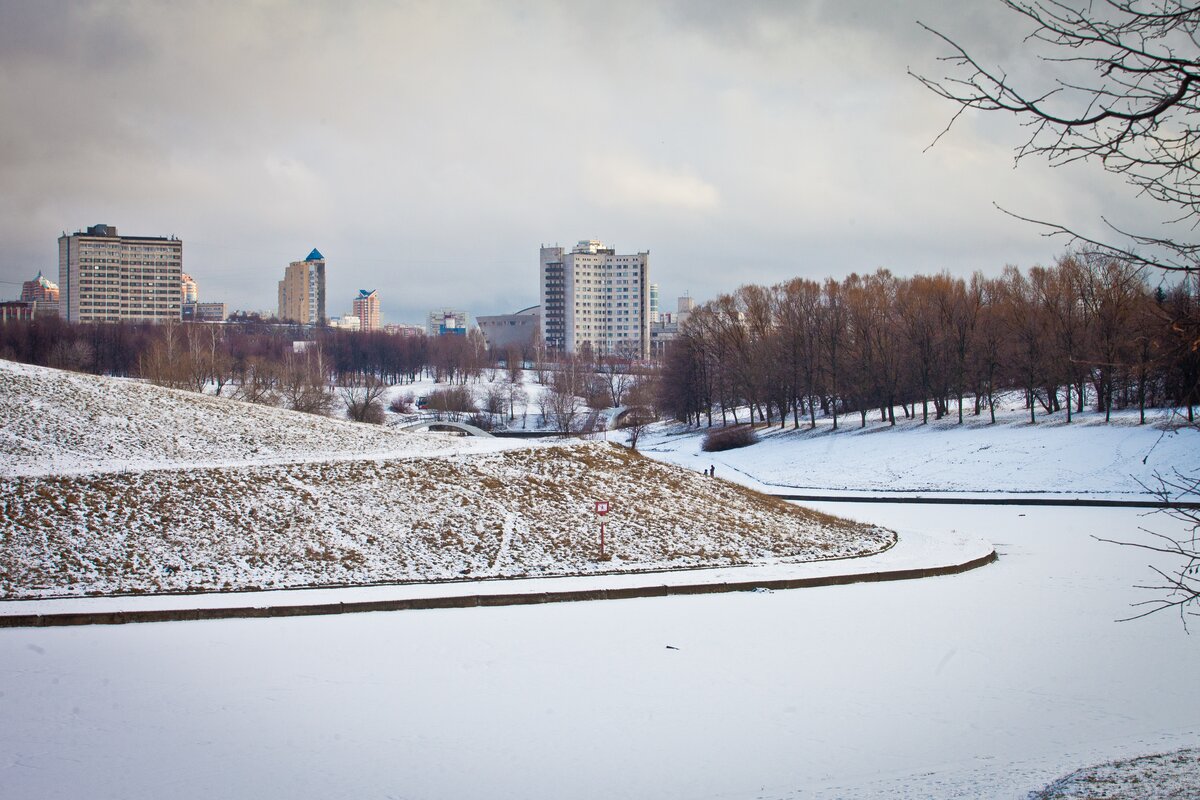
{"left": 353, "top": 289, "right": 381, "bottom": 331}
{"left": 277, "top": 249, "right": 327, "bottom": 325}
{"left": 20, "top": 270, "right": 60, "bottom": 317}
{"left": 539, "top": 239, "right": 649, "bottom": 358}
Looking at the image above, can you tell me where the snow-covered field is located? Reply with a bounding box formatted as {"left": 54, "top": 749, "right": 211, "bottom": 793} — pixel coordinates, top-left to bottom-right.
{"left": 2, "top": 359, "right": 1198, "bottom": 797}
{"left": 631, "top": 404, "right": 1200, "bottom": 499}
{"left": 1, "top": 503, "right": 1196, "bottom": 799}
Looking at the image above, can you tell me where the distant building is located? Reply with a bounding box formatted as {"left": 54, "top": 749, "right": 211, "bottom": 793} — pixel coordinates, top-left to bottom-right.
{"left": 0, "top": 301, "right": 36, "bottom": 324}
{"left": 539, "top": 239, "right": 649, "bottom": 358}
{"left": 58, "top": 224, "right": 182, "bottom": 323}
{"left": 181, "top": 273, "right": 198, "bottom": 304}
{"left": 428, "top": 309, "right": 469, "bottom": 336}
{"left": 384, "top": 323, "right": 425, "bottom": 338}
{"left": 649, "top": 296, "right": 697, "bottom": 360}
{"left": 20, "top": 270, "right": 60, "bottom": 318}
{"left": 677, "top": 294, "right": 695, "bottom": 319}
{"left": 330, "top": 314, "right": 361, "bottom": 331}
{"left": 277, "top": 248, "right": 327, "bottom": 325}
{"left": 182, "top": 301, "right": 227, "bottom": 323}
{"left": 649, "top": 282, "right": 660, "bottom": 324}
{"left": 477, "top": 305, "right": 541, "bottom": 351}
{"left": 353, "top": 289, "right": 381, "bottom": 331}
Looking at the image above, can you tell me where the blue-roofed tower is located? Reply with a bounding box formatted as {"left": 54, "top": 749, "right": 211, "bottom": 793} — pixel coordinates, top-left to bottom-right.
{"left": 278, "top": 248, "right": 327, "bottom": 325}
{"left": 353, "top": 288, "right": 380, "bottom": 331}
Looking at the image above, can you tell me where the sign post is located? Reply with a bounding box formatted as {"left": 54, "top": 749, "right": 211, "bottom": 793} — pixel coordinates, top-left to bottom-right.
{"left": 594, "top": 500, "right": 610, "bottom": 559}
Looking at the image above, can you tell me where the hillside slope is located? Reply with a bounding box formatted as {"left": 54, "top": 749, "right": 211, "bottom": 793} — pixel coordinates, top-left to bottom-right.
{"left": 0, "top": 442, "right": 894, "bottom": 598}
{"left": 0, "top": 361, "right": 895, "bottom": 598}
{"left": 0, "top": 359, "right": 509, "bottom": 477}
{"left": 635, "top": 407, "right": 1200, "bottom": 497}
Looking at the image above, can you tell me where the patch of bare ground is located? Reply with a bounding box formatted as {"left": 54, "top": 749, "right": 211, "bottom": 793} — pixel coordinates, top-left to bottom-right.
{"left": 1029, "top": 747, "right": 1200, "bottom": 799}
{"left": 0, "top": 442, "right": 894, "bottom": 599}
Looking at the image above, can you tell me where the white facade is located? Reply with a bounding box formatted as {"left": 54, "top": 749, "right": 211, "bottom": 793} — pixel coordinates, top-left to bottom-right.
{"left": 539, "top": 239, "right": 649, "bottom": 358}
{"left": 58, "top": 224, "right": 183, "bottom": 324}
{"left": 427, "top": 309, "right": 470, "bottom": 336}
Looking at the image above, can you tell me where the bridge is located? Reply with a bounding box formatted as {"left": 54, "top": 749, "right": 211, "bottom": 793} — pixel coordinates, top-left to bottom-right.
{"left": 397, "top": 420, "right": 495, "bottom": 437}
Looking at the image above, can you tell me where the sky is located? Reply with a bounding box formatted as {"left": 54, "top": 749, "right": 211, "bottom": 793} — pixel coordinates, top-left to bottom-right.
{"left": 0, "top": 0, "right": 1166, "bottom": 325}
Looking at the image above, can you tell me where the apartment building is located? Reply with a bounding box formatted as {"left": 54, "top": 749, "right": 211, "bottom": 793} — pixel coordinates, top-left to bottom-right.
{"left": 353, "top": 289, "right": 381, "bottom": 331}
{"left": 58, "top": 224, "right": 182, "bottom": 323}
{"left": 539, "top": 239, "right": 649, "bottom": 358}
{"left": 427, "top": 309, "right": 469, "bottom": 336}
{"left": 20, "top": 270, "right": 60, "bottom": 317}
{"left": 277, "top": 249, "right": 327, "bottom": 325}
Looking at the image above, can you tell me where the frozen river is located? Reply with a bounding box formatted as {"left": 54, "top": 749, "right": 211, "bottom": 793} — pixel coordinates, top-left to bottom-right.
{"left": 1, "top": 502, "right": 1197, "bottom": 799}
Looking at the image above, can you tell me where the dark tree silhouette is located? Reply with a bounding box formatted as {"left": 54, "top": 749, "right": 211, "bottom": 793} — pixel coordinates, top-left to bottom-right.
{"left": 916, "top": 0, "right": 1200, "bottom": 624}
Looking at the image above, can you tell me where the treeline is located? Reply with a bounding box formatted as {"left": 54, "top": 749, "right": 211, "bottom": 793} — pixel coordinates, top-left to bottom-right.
{"left": 0, "top": 317, "right": 502, "bottom": 387}
{"left": 659, "top": 253, "right": 1199, "bottom": 428}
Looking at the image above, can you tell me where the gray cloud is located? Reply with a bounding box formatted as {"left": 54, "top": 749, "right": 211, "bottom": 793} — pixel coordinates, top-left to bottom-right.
{"left": 0, "top": 0, "right": 1154, "bottom": 323}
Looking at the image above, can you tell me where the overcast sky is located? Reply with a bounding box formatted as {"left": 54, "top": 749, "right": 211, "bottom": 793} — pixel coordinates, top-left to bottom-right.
{"left": 0, "top": 0, "right": 1160, "bottom": 324}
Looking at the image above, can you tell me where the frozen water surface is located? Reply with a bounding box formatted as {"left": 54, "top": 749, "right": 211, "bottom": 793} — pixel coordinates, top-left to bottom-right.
{"left": 2, "top": 502, "right": 1197, "bottom": 799}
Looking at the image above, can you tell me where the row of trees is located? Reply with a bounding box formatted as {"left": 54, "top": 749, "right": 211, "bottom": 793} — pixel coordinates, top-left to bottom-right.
{"left": 0, "top": 313, "right": 659, "bottom": 431}
{"left": 0, "top": 316, "right": 515, "bottom": 388}
{"left": 659, "top": 254, "right": 1199, "bottom": 429}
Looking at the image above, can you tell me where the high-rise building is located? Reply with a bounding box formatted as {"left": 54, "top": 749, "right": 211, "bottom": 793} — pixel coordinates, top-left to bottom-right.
{"left": 539, "top": 239, "right": 649, "bottom": 358}
{"left": 353, "top": 289, "right": 381, "bottom": 331}
{"left": 181, "top": 273, "right": 198, "bottom": 304}
{"left": 20, "top": 270, "right": 60, "bottom": 317}
{"left": 277, "top": 249, "right": 326, "bottom": 325}
{"left": 649, "top": 282, "right": 660, "bottom": 324}
{"left": 58, "top": 224, "right": 182, "bottom": 324}
{"left": 427, "top": 309, "right": 469, "bottom": 336}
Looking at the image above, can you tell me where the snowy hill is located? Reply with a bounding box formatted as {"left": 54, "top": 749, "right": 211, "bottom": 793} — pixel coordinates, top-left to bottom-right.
{"left": 0, "top": 359, "right": 505, "bottom": 477}
{"left": 0, "top": 361, "right": 893, "bottom": 598}
{"left": 633, "top": 405, "right": 1200, "bottom": 498}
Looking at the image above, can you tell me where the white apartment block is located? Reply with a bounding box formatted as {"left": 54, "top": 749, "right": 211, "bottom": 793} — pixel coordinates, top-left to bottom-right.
{"left": 540, "top": 240, "right": 649, "bottom": 359}
{"left": 58, "top": 224, "right": 182, "bottom": 323}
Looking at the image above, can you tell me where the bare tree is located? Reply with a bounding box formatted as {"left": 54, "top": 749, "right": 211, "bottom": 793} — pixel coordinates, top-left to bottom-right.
{"left": 482, "top": 382, "right": 507, "bottom": 426}
{"left": 426, "top": 385, "right": 476, "bottom": 421}
{"left": 914, "top": 0, "right": 1200, "bottom": 274}
{"left": 339, "top": 372, "right": 388, "bottom": 424}
{"left": 547, "top": 359, "right": 586, "bottom": 433}
{"left": 598, "top": 350, "right": 636, "bottom": 408}
{"left": 621, "top": 375, "right": 658, "bottom": 451}
{"left": 917, "top": 0, "right": 1200, "bottom": 620}
{"left": 234, "top": 357, "right": 279, "bottom": 406}
{"left": 279, "top": 348, "right": 333, "bottom": 416}
{"left": 1097, "top": 471, "right": 1200, "bottom": 628}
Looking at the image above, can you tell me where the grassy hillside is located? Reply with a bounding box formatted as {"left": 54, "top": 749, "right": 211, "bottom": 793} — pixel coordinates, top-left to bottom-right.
{"left": 0, "top": 361, "right": 894, "bottom": 598}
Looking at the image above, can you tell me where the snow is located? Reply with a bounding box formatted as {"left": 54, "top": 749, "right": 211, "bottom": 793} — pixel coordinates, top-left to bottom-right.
{"left": 2, "top": 360, "right": 1199, "bottom": 797}
{"left": 1, "top": 504, "right": 1197, "bottom": 799}
{"left": 629, "top": 403, "right": 1200, "bottom": 500}
{"left": 1030, "top": 747, "right": 1200, "bottom": 798}
{"left": 0, "top": 359, "right": 523, "bottom": 478}
{"left": 0, "top": 520, "right": 987, "bottom": 617}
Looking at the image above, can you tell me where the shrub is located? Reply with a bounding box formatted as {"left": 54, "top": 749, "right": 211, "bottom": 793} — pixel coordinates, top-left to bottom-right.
{"left": 389, "top": 392, "right": 415, "bottom": 414}
{"left": 355, "top": 400, "right": 386, "bottom": 425}
{"left": 465, "top": 413, "right": 494, "bottom": 431}
{"left": 427, "top": 385, "right": 476, "bottom": 419}
{"left": 701, "top": 424, "right": 758, "bottom": 452}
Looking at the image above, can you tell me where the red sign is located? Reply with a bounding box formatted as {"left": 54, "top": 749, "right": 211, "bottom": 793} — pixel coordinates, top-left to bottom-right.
{"left": 594, "top": 501, "right": 610, "bottom": 515}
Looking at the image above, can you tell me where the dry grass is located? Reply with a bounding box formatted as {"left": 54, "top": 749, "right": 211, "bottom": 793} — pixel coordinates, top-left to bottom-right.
{"left": 0, "top": 440, "right": 894, "bottom": 599}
